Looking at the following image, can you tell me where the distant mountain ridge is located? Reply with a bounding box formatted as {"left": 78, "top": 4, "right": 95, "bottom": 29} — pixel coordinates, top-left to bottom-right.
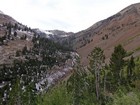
{"left": 70, "top": 3, "right": 140, "bottom": 65}
{"left": 33, "top": 28, "right": 74, "bottom": 38}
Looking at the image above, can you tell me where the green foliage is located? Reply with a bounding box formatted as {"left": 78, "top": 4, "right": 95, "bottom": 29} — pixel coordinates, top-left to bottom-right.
{"left": 21, "top": 82, "right": 37, "bottom": 105}
{"left": 127, "top": 56, "right": 135, "bottom": 81}
{"left": 126, "top": 51, "right": 134, "bottom": 57}
{"left": 88, "top": 47, "right": 105, "bottom": 101}
{"left": 67, "top": 59, "right": 87, "bottom": 105}
{"left": 37, "top": 46, "right": 140, "bottom": 105}
{"left": 0, "top": 36, "right": 73, "bottom": 104}
{"left": 7, "top": 79, "right": 37, "bottom": 105}
{"left": 2, "top": 39, "right": 140, "bottom": 105}
{"left": 89, "top": 47, "right": 105, "bottom": 70}
{"left": 8, "top": 79, "right": 21, "bottom": 105}
{"left": 32, "top": 37, "right": 71, "bottom": 68}
{"left": 135, "top": 46, "right": 140, "bottom": 52}
{"left": 109, "top": 44, "right": 126, "bottom": 90}
{"left": 107, "top": 90, "right": 140, "bottom": 105}
{"left": 36, "top": 46, "right": 140, "bottom": 105}
{"left": 38, "top": 84, "right": 72, "bottom": 105}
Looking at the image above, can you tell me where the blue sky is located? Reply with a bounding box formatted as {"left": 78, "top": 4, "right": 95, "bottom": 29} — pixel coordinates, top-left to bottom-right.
{"left": 0, "top": 0, "right": 140, "bottom": 32}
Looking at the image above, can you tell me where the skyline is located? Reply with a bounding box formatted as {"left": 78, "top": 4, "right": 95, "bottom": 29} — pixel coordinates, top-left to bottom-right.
{"left": 0, "top": 0, "right": 140, "bottom": 32}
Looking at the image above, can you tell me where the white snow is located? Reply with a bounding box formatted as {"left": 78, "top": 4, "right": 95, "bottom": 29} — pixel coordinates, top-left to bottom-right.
{"left": 0, "top": 84, "right": 5, "bottom": 88}
{"left": 36, "top": 29, "right": 54, "bottom": 38}
{"left": 44, "top": 30, "right": 53, "bottom": 35}
{"left": 39, "top": 29, "right": 53, "bottom": 35}
{"left": 35, "top": 83, "right": 40, "bottom": 90}
{"left": 22, "top": 86, "right": 25, "bottom": 90}
{"left": 59, "top": 34, "right": 70, "bottom": 37}
{"left": 36, "top": 67, "right": 73, "bottom": 92}
{"left": 4, "top": 92, "right": 7, "bottom": 97}
{"left": 36, "top": 29, "right": 71, "bottom": 38}
{"left": 0, "top": 10, "right": 4, "bottom": 14}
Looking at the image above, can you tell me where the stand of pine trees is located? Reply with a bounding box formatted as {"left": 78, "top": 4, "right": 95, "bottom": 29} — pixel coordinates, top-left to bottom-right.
{"left": 0, "top": 36, "right": 72, "bottom": 105}
{"left": 38, "top": 45, "right": 140, "bottom": 105}
{"left": 1, "top": 44, "right": 140, "bottom": 105}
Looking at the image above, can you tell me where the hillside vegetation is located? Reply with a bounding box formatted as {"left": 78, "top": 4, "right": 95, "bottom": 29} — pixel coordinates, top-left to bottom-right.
{"left": 37, "top": 45, "right": 140, "bottom": 105}
{"left": 1, "top": 45, "right": 140, "bottom": 105}
{"left": 0, "top": 35, "right": 75, "bottom": 105}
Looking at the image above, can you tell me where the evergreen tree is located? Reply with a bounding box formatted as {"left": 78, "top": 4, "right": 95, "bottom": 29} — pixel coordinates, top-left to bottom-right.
{"left": 88, "top": 47, "right": 105, "bottom": 101}
{"left": 22, "top": 82, "right": 37, "bottom": 105}
{"left": 14, "top": 23, "right": 18, "bottom": 30}
{"left": 67, "top": 58, "right": 87, "bottom": 105}
{"left": 22, "top": 46, "right": 28, "bottom": 55}
{"left": 16, "top": 50, "right": 20, "bottom": 57}
{"left": 14, "top": 31, "right": 17, "bottom": 37}
{"left": 8, "top": 79, "right": 22, "bottom": 105}
{"left": 109, "top": 45, "right": 126, "bottom": 89}
{"left": 127, "top": 56, "right": 135, "bottom": 82}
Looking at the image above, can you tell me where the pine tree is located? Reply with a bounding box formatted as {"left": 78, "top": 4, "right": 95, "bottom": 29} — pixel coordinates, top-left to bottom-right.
{"left": 109, "top": 45, "right": 126, "bottom": 88}
{"left": 22, "top": 46, "right": 28, "bottom": 55}
{"left": 67, "top": 58, "right": 87, "bottom": 105}
{"left": 22, "top": 82, "right": 37, "bottom": 105}
{"left": 14, "top": 31, "right": 17, "bottom": 37}
{"left": 127, "top": 56, "right": 135, "bottom": 82}
{"left": 8, "top": 79, "right": 22, "bottom": 105}
{"left": 88, "top": 47, "right": 105, "bottom": 101}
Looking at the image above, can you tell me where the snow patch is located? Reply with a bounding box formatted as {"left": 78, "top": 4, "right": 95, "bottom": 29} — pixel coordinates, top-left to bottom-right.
{"left": 36, "top": 67, "right": 73, "bottom": 92}
{"left": 0, "top": 10, "right": 4, "bottom": 14}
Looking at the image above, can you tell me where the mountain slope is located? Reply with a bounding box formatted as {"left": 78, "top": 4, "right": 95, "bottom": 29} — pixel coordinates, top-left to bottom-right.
{"left": 33, "top": 28, "right": 75, "bottom": 50}
{"left": 33, "top": 28, "right": 73, "bottom": 39}
{"left": 0, "top": 11, "right": 78, "bottom": 104}
{"left": 0, "top": 11, "right": 17, "bottom": 24}
{"left": 72, "top": 3, "right": 140, "bottom": 65}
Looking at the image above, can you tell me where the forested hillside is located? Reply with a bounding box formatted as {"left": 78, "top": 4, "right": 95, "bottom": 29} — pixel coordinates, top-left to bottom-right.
{"left": 1, "top": 44, "right": 140, "bottom": 105}
{"left": 36, "top": 45, "right": 140, "bottom": 105}
{"left": 0, "top": 35, "right": 77, "bottom": 105}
